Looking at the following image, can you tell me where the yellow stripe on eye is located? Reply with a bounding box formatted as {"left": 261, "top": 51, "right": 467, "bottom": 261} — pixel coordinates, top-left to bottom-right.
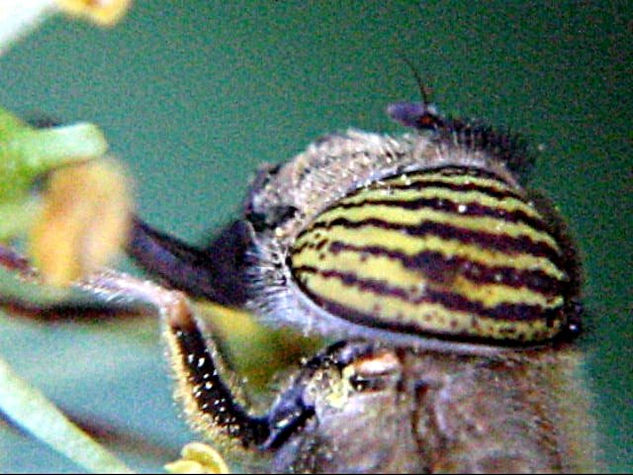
{"left": 292, "top": 246, "right": 563, "bottom": 309}
{"left": 293, "top": 226, "right": 566, "bottom": 281}
{"left": 335, "top": 186, "right": 542, "bottom": 221}
{"left": 390, "top": 171, "right": 518, "bottom": 192}
{"left": 314, "top": 204, "right": 560, "bottom": 251}
{"left": 297, "top": 270, "right": 561, "bottom": 341}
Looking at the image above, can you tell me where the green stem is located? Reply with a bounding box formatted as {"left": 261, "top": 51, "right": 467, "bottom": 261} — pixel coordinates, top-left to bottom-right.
{"left": 4, "top": 122, "right": 109, "bottom": 174}
{"left": 0, "top": 356, "right": 134, "bottom": 474}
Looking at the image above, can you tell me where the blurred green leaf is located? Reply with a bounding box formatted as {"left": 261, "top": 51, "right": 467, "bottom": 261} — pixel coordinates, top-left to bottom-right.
{"left": 0, "top": 106, "right": 109, "bottom": 240}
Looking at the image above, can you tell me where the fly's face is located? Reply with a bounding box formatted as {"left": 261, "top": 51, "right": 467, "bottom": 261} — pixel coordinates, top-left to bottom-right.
{"left": 266, "top": 341, "right": 582, "bottom": 473}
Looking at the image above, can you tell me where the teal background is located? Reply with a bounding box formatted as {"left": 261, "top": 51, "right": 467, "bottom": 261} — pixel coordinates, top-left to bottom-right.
{"left": 0, "top": 0, "right": 631, "bottom": 472}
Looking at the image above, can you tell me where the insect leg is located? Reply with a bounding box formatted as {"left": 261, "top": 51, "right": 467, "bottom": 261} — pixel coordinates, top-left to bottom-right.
{"left": 77, "top": 270, "right": 272, "bottom": 448}
{"left": 127, "top": 216, "right": 251, "bottom": 307}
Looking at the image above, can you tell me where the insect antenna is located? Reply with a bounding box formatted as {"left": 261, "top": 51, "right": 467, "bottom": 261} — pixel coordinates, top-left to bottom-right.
{"left": 387, "top": 57, "right": 534, "bottom": 180}
{"left": 400, "top": 54, "right": 433, "bottom": 108}
{"left": 387, "top": 55, "right": 445, "bottom": 130}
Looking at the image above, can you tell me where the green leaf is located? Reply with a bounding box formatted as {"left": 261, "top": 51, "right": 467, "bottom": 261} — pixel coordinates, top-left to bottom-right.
{"left": 0, "top": 198, "right": 40, "bottom": 241}
{"left": 0, "top": 107, "right": 109, "bottom": 239}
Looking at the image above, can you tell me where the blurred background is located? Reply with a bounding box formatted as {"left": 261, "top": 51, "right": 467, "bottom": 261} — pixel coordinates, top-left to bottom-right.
{"left": 0, "top": 0, "right": 631, "bottom": 472}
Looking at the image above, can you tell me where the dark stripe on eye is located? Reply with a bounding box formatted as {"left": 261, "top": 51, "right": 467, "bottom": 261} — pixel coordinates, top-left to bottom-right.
{"left": 293, "top": 266, "right": 560, "bottom": 323}
{"left": 296, "top": 291, "right": 553, "bottom": 345}
{"left": 416, "top": 166, "right": 507, "bottom": 181}
{"left": 369, "top": 172, "right": 525, "bottom": 202}
{"left": 307, "top": 217, "right": 563, "bottom": 266}
{"left": 326, "top": 196, "right": 550, "bottom": 234}
{"left": 317, "top": 242, "right": 564, "bottom": 296}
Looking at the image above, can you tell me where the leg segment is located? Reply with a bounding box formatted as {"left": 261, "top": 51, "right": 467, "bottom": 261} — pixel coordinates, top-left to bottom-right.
{"left": 77, "top": 270, "right": 271, "bottom": 448}
{"left": 126, "top": 217, "right": 252, "bottom": 307}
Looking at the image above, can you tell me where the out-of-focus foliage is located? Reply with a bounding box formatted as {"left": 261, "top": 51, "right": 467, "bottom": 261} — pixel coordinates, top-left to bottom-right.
{"left": 0, "top": 2, "right": 135, "bottom": 460}
{"left": 58, "top": 0, "right": 132, "bottom": 26}
{"left": 0, "top": 104, "right": 136, "bottom": 472}
{"left": 0, "top": 106, "right": 133, "bottom": 286}
{"left": 0, "top": 357, "right": 134, "bottom": 473}
{"left": 29, "top": 158, "right": 132, "bottom": 286}
{"left": 0, "top": 0, "right": 131, "bottom": 54}
{"left": 0, "top": 108, "right": 108, "bottom": 241}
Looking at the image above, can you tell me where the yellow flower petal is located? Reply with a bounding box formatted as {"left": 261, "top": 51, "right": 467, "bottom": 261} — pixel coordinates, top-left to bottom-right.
{"left": 57, "top": 0, "right": 131, "bottom": 26}
{"left": 165, "top": 442, "right": 230, "bottom": 474}
{"left": 29, "top": 158, "right": 133, "bottom": 286}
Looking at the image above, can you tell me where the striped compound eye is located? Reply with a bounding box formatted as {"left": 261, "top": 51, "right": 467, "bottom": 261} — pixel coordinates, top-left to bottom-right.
{"left": 288, "top": 167, "right": 570, "bottom": 345}
{"left": 246, "top": 118, "right": 580, "bottom": 351}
